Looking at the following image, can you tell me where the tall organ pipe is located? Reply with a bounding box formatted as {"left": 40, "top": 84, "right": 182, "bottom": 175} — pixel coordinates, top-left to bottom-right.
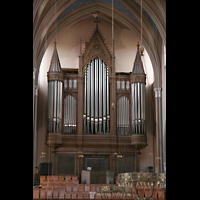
{"left": 102, "top": 62, "right": 106, "bottom": 134}
{"left": 99, "top": 59, "right": 103, "bottom": 134}
{"left": 91, "top": 60, "right": 95, "bottom": 134}
{"left": 106, "top": 68, "right": 110, "bottom": 133}
{"left": 83, "top": 70, "right": 87, "bottom": 134}
{"left": 131, "top": 83, "right": 135, "bottom": 134}
{"left": 94, "top": 58, "right": 99, "bottom": 134}
{"left": 87, "top": 64, "right": 91, "bottom": 134}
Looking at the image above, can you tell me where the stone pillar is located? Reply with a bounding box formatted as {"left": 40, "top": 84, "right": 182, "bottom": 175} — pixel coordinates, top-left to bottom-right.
{"left": 33, "top": 85, "right": 38, "bottom": 185}
{"left": 154, "top": 88, "right": 163, "bottom": 173}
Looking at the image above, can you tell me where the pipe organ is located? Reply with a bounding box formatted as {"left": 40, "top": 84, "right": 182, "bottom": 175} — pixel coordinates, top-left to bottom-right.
{"left": 83, "top": 58, "right": 110, "bottom": 134}
{"left": 46, "top": 24, "right": 148, "bottom": 175}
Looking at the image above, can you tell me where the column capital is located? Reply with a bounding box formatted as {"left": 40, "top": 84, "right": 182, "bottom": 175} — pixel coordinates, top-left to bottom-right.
{"left": 33, "top": 68, "right": 37, "bottom": 80}
{"left": 35, "top": 85, "right": 38, "bottom": 96}
{"left": 154, "top": 87, "right": 162, "bottom": 98}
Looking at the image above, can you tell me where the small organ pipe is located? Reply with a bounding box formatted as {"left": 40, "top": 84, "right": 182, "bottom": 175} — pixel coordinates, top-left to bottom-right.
{"left": 117, "top": 98, "right": 119, "bottom": 134}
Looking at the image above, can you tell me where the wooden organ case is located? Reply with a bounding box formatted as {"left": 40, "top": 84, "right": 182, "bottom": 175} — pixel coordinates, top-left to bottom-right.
{"left": 46, "top": 26, "right": 147, "bottom": 181}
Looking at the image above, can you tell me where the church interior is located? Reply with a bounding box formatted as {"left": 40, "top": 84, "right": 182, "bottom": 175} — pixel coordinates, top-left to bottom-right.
{"left": 33, "top": 0, "right": 166, "bottom": 199}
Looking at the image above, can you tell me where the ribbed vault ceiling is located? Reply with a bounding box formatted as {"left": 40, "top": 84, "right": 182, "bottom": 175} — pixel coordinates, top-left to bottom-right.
{"left": 33, "top": 0, "right": 165, "bottom": 87}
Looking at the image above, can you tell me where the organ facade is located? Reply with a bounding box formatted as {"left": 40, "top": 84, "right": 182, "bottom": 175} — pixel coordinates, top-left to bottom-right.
{"left": 46, "top": 25, "right": 148, "bottom": 178}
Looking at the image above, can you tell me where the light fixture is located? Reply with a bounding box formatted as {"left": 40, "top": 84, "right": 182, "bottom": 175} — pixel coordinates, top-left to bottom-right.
{"left": 40, "top": 149, "right": 46, "bottom": 158}
{"left": 117, "top": 154, "right": 122, "bottom": 158}
{"left": 78, "top": 151, "right": 84, "bottom": 158}
{"left": 118, "top": 172, "right": 166, "bottom": 199}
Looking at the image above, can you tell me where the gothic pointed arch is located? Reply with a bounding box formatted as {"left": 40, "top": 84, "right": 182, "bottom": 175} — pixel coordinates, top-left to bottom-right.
{"left": 82, "top": 25, "right": 112, "bottom": 75}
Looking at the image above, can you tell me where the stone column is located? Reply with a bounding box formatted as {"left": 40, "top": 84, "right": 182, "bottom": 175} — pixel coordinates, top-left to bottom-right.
{"left": 33, "top": 85, "right": 38, "bottom": 185}
{"left": 154, "top": 88, "right": 163, "bottom": 173}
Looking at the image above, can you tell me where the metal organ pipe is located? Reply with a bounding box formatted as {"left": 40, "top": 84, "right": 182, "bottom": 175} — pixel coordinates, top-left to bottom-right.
{"left": 87, "top": 64, "right": 91, "bottom": 134}
{"left": 84, "top": 58, "right": 109, "bottom": 134}
{"left": 131, "top": 82, "right": 146, "bottom": 135}
{"left": 117, "top": 96, "right": 129, "bottom": 135}
{"left": 48, "top": 80, "right": 63, "bottom": 133}
{"left": 131, "top": 83, "right": 135, "bottom": 134}
{"left": 102, "top": 62, "right": 106, "bottom": 134}
{"left": 99, "top": 59, "right": 102, "bottom": 134}
{"left": 64, "top": 95, "right": 76, "bottom": 134}
{"left": 94, "top": 58, "right": 99, "bottom": 134}
{"left": 83, "top": 70, "right": 87, "bottom": 134}
{"left": 106, "top": 68, "right": 110, "bottom": 133}
{"left": 91, "top": 60, "right": 95, "bottom": 134}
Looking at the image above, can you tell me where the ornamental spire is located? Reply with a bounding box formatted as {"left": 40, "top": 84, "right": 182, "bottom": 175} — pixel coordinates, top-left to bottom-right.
{"left": 48, "top": 39, "right": 62, "bottom": 72}
{"left": 132, "top": 42, "right": 145, "bottom": 74}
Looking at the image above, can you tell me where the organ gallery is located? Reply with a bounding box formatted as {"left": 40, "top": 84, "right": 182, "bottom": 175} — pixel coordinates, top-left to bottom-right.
{"left": 33, "top": 0, "right": 166, "bottom": 199}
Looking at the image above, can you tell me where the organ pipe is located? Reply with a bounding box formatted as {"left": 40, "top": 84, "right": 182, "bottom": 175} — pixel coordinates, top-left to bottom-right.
{"left": 83, "top": 70, "right": 87, "bottom": 134}
{"left": 117, "top": 96, "right": 129, "bottom": 135}
{"left": 64, "top": 95, "right": 76, "bottom": 134}
{"left": 102, "top": 62, "right": 106, "bottom": 134}
{"left": 84, "top": 57, "right": 109, "bottom": 134}
{"left": 99, "top": 59, "right": 103, "bottom": 134}
{"left": 87, "top": 64, "right": 91, "bottom": 134}
{"left": 91, "top": 59, "right": 95, "bottom": 134}
{"left": 47, "top": 79, "right": 63, "bottom": 133}
{"left": 106, "top": 68, "right": 110, "bottom": 133}
{"left": 95, "top": 58, "right": 99, "bottom": 134}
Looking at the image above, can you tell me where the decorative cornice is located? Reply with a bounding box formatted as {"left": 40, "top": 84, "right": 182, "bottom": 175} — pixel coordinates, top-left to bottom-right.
{"left": 130, "top": 74, "right": 146, "bottom": 84}
{"left": 154, "top": 87, "right": 162, "bottom": 98}
{"left": 47, "top": 72, "right": 63, "bottom": 82}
